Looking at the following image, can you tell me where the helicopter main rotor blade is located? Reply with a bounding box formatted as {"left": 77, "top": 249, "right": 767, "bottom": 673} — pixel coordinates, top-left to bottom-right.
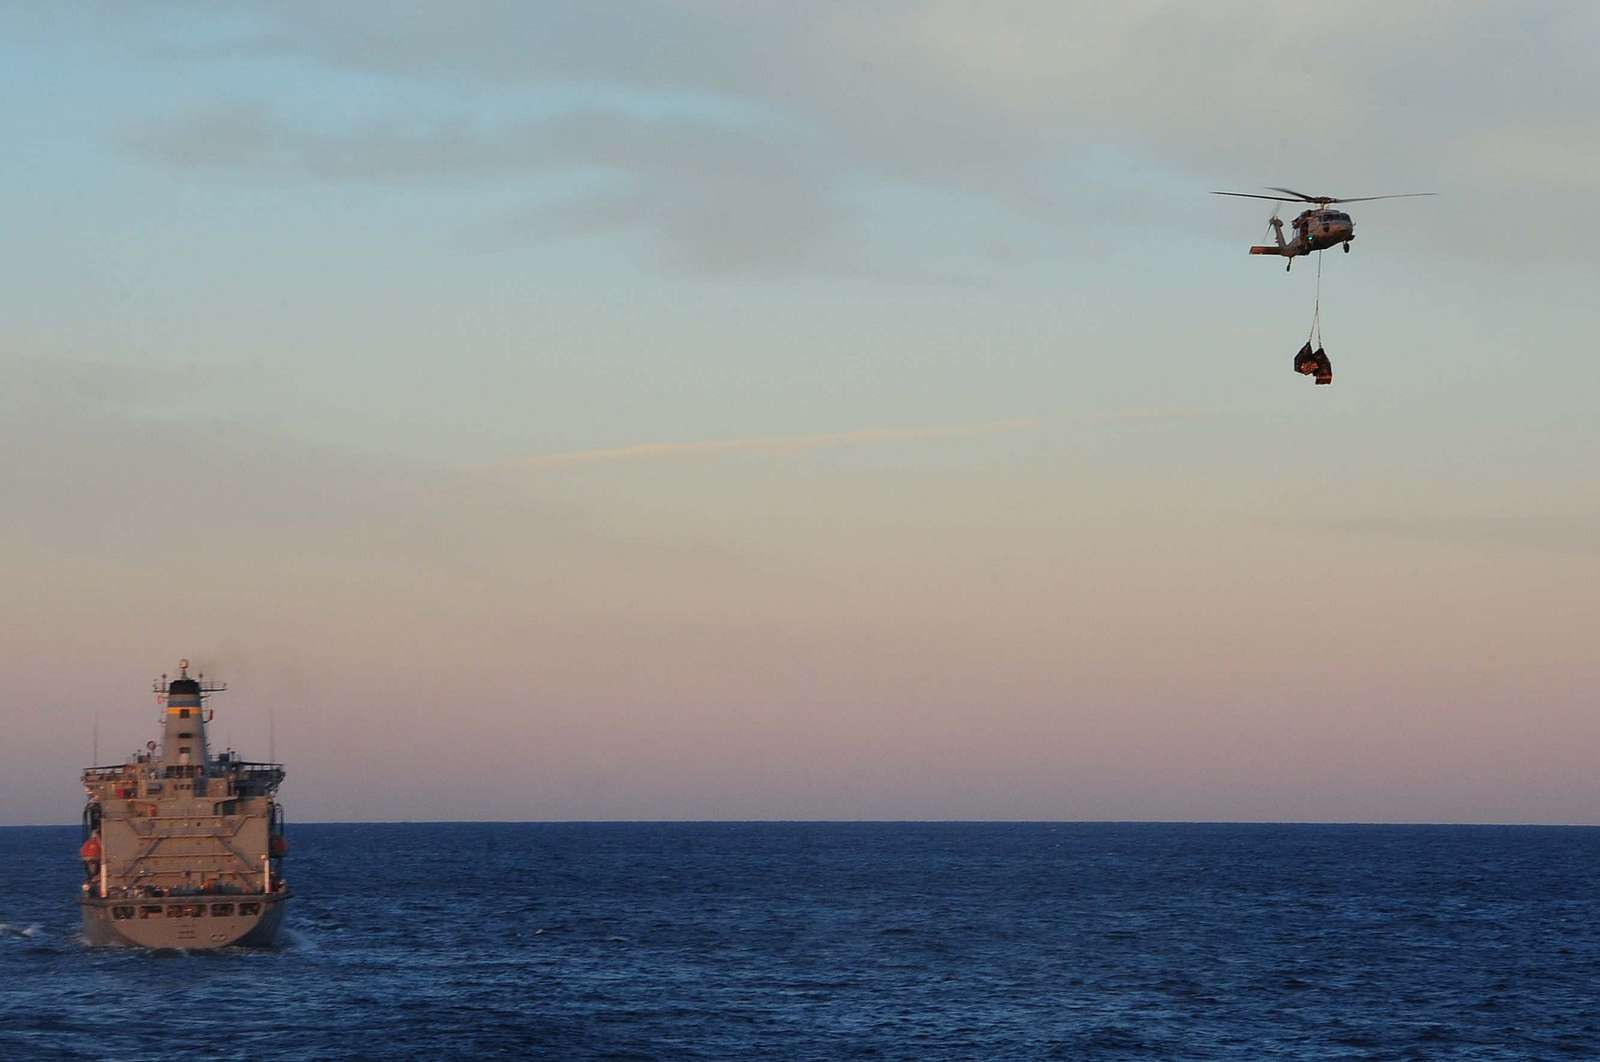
{"left": 1265, "top": 186, "right": 1323, "bottom": 202}
{"left": 1221, "top": 188, "right": 1439, "bottom": 206}
{"left": 1211, "top": 191, "right": 1307, "bottom": 203}
{"left": 1322, "top": 193, "right": 1437, "bottom": 204}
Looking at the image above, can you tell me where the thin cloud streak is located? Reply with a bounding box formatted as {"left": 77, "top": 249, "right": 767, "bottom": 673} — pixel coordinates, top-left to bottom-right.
{"left": 527, "top": 419, "right": 1038, "bottom": 468}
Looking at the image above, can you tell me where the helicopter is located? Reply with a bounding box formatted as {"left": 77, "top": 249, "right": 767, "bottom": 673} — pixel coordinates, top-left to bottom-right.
{"left": 1213, "top": 187, "right": 1435, "bottom": 271}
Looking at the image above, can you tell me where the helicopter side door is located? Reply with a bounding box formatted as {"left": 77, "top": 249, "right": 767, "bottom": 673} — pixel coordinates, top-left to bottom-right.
{"left": 1290, "top": 211, "right": 1315, "bottom": 254}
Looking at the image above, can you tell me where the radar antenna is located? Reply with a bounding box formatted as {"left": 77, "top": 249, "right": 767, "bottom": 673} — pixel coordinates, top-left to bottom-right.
{"left": 153, "top": 659, "right": 229, "bottom": 700}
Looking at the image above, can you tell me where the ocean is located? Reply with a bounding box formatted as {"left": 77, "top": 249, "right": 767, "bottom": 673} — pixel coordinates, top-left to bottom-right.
{"left": 3, "top": 822, "right": 1598, "bottom": 1059}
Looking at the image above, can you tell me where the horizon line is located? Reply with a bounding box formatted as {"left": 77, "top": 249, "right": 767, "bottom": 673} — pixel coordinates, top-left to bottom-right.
{"left": 7, "top": 817, "right": 1597, "bottom": 829}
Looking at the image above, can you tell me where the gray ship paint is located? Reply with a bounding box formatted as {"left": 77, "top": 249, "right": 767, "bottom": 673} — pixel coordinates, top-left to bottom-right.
{"left": 79, "top": 661, "right": 290, "bottom": 949}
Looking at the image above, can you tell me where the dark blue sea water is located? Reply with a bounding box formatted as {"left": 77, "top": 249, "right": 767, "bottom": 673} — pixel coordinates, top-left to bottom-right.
{"left": 3, "top": 823, "right": 1599, "bottom": 1059}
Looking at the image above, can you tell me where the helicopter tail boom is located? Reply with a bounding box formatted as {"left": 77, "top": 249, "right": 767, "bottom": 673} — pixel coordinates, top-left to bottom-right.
{"left": 1248, "top": 212, "right": 1290, "bottom": 256}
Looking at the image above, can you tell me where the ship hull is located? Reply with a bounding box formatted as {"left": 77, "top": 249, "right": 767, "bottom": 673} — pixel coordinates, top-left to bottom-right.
{"left": 81, "top": 890, "right": 289, "bottom": 950}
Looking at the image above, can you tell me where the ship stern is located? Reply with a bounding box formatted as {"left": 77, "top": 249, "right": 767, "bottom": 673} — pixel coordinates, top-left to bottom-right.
{"left": 82, "top": 890, "right": 290, "bottom": 950}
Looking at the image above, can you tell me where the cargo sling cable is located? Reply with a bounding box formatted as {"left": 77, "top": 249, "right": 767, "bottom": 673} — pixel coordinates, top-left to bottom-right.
{"left": 1294, "top": 251, "right": 1333, "bottom": 385}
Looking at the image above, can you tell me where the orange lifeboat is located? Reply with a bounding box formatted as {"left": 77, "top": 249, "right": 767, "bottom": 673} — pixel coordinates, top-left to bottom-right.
{"left": 270, "top": 836, "right": 288, "bottom": 857}
{"left": 79, "top": 835, "right": 102, "bottom": 861}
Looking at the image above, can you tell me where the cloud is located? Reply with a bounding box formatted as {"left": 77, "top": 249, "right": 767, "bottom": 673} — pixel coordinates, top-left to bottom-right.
{"left": 138, "top": 5, "right": 1596, "bottom": 167}
{"left": 126, "top": 101, "right": 850, "bottom": 273}
{"left": 0, "top": 351, "right": 577, "bottom": 570}
{"left": 526, "top": 419, "right": 1038, "bottom": 468}
{"left": 108, "top": 3, "right": 1600, "bottom": 265}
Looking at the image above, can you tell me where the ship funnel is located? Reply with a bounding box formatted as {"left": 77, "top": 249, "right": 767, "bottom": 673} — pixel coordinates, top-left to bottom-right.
{"left": 158, "top": 659, "right": 226, "bottom": 781}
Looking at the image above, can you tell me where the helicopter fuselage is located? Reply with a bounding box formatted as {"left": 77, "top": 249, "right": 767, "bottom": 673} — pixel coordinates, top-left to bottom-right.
{"left": 1289, "top": 208, "right": 1354, "bottom": 254}
{"left": 1251, "top": 208, "right": 1354, "bottom": 258}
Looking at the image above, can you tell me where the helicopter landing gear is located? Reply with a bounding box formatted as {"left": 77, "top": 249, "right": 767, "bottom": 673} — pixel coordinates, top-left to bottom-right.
{"left": 1342, "top": 241, "right": 1350, "bottom": 253}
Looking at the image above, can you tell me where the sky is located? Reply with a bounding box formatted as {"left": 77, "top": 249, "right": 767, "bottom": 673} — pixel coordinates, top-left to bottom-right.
{"left": 3, "top": 2, "right": 1597, "bottom": 825}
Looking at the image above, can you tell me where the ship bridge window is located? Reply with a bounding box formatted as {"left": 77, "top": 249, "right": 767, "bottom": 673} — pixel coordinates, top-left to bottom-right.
{"left": 211, "top": 903, "right": 235, "bottom": 917}
{"left": 140, "top": 906, "right": 162, "bottom": 919}
{"left": 239, "top": 902, "right": 261, "bottom": 916}
{"left": 112, "top": 906, "right": 135, "bottom": 920}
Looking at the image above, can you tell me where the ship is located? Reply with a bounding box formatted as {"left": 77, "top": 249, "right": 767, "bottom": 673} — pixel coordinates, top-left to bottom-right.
{"left": 78, "top": 660, "right": 290, "bottom": 949}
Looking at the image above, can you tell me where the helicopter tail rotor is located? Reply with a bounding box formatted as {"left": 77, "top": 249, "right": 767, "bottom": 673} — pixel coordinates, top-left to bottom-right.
{"left": 1246, "top": 205, "right": 1289, "bottom": 258}
{"left": 1263, "top": 205, "right": 1282, "bottom": 242}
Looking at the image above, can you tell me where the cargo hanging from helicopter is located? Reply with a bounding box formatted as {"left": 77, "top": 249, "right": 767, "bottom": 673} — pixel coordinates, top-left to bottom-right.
{"left": 1211, "top": 187, "right": 1435, "bottom": 272}
{"left": 1294, "top": 251, "right": 1333, "bottom": 385}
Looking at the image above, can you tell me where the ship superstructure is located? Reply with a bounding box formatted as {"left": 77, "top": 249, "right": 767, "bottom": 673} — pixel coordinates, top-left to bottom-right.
{"left": 79, "top": 661, "right": 289, "bottom": 948}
